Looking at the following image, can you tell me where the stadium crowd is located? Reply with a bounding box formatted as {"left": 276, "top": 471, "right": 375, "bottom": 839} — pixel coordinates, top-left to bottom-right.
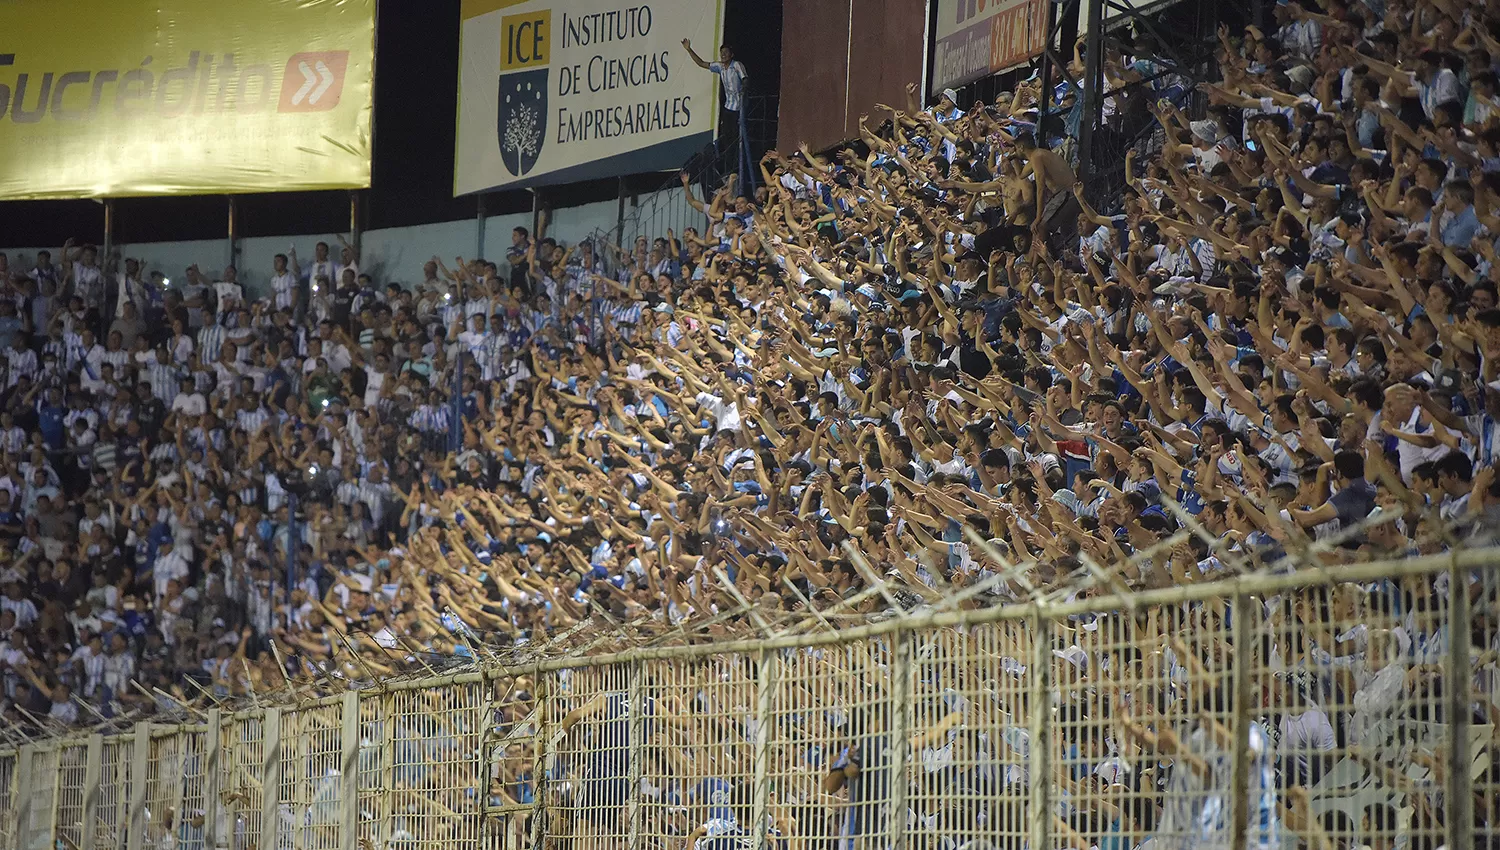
{"left": 0, "top": 7, "right": 1499, "bottom": 846}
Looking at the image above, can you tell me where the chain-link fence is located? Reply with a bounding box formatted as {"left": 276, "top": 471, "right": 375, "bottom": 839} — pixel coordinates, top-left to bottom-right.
{"left": 3, "top": 549, "right": 1498, "bottom": 850}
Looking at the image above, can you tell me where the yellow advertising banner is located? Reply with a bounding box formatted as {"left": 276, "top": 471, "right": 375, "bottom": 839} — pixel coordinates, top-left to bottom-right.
{"left": 0, "top": 0, "right": 375, "bottom": 200}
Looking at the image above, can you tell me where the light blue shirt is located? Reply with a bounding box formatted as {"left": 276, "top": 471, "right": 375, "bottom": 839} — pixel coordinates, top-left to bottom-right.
{"left": 1441, "top": 205, "right": 1481, "bottom": 248}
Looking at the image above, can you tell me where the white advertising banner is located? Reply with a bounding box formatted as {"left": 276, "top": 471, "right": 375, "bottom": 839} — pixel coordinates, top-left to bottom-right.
{"left": 455, "top": 0, "right": 722, "bottom": 195}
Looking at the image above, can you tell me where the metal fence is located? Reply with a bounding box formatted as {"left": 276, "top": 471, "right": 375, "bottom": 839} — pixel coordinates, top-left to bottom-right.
{"left": 3, "top": 548, "right": 1498, "bottom": 850}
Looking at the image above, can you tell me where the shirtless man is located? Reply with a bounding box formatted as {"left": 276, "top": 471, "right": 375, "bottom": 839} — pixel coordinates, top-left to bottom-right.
{"left": 1014, "top": 130, "right": 1076, "bottom": 232}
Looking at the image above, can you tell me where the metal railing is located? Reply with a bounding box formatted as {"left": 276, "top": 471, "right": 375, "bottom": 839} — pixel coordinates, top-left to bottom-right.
{"left": 3, "top": 548, "right": 1498, "bottom": 850}
{"left": 582, "top": 95, "right": 778, "bottom": 263}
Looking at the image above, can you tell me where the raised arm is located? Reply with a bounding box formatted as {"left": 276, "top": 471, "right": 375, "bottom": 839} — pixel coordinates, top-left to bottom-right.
{"left": 680, "top": 38, "right": 712, "bottom": 70}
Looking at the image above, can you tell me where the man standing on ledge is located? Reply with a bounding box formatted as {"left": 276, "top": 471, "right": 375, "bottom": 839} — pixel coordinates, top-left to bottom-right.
{"left": 682, "top": 39, "right": 747, "bottom": 186}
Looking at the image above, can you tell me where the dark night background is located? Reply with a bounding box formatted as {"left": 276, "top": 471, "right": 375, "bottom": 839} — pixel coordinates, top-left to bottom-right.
{"left": 0, "top": 0, "right": 783, "bottom": 249}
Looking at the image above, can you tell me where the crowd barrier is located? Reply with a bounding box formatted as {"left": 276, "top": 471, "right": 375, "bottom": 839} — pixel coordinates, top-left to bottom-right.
{"left": 3, "top": 549, "right": 1497, "bottom": 850}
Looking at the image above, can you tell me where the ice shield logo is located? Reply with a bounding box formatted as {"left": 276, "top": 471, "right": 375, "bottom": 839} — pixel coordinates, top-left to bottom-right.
{"left": 497, "top": 10, "right": 551, "bottom": 178}
{"left": 498, "top": 71, "right": 547, "bottom": 176}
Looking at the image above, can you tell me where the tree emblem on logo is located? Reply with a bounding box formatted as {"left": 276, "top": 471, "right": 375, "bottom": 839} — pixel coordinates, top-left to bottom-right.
{"left": 498, "top": 70, "right": 548, "bottom": 177}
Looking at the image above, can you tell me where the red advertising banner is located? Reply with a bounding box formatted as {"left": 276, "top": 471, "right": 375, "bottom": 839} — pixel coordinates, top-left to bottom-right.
{"left": 931, "top": 0, "right": 1048, "bottom": 95}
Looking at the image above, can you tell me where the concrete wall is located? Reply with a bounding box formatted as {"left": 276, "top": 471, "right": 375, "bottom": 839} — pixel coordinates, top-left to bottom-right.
{"left": 1, "top": 195, "right": 660, "bottom": 302}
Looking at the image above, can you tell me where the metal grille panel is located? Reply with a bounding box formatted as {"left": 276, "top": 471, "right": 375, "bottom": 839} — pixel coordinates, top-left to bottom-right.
{"left": 0, "top": 558, "right": 1493, "bottom": 850}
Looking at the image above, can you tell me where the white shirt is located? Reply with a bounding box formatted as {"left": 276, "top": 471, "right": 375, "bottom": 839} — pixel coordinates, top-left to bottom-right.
{"left": 272, "top": 272, "right": 298, "bottom": 311}
{"left": 70, "top": 645, "right": 106, "bottom": 697}
{"left": 364, "top": 367, "right": 387, "bottom": 408}
{"left": 322, "top": 341, "right": 353, "bottom": 374}
{"left": 73, "top": 264, "right": 105, "bottom": 306}
{"left": 695, "top": 391, "right": 742, "bottom": 432}
{"left": 305, "top": 259, "right": 337, "bottom": 290}
{"left": 153, "top": 549, "right": 192, "bottom": 600}
{"left": 114, "top": 274, "right": 148, "bottom": 318}
{"left": 1394, "top": 408, "right": 1447, "bottom": 483}
{"left": 171, "top": 391, "right": 208, "bottom": 417}
{"left": 102, "top": 651, "right": 136, "bottom": 694}
{"left": 1279, "top": 707, "right": 1336, "bottom": 759}
{"left": 213, "top": 281, "right": 244, "bottom": 317}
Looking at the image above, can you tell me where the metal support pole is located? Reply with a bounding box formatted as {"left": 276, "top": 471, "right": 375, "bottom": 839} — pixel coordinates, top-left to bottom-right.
{"left": 1027, "top": 613, "right": 1052, "bottom": 850}
{"left": 204, "top": 710, "right": 222, "bottom": 850}
{"left": 887, "top": 632, "right": 910, "bottom": 850}
{"left": 1077, "top": 0, "right": 1107, "bottom": 187}
{"left": 737, "top": 105, "right": 755, "bottom": 197}
{"left": 82, "top": 736, "right": 103, "bottom": 850}
{"left": 340, "top": 693, "right": 360, "bottom": 850}
{"left": 616, "top": 177, "right": 628, "bottom": 247}
{"left": 449, "top": 346, "right": 464, "bottom": 453}
{"left": 1446, "top": 564, "right": 1473, "bottom": 850}
{"left": 1227, "top": 594, "right": 1251, "bottom": 850}
{"left": 348, "top": 192, "right": 362, "bottom": 256}
{"left": 625, "top": 662, "right": 644, "bottom": 850}
{"left": 16, "top": 745, "right": 33, "bottom": 850}
{"left": 1057, "top": 0, "right": 1080, "bottom": 74}
{"left": 227, "top": 197, "right": 239, "bottom": 273}
{"left": 126, "top": 726, "right": 148, "bottom": 850}
{"left": 1036, "top": 0, "right": 1062, "bottom": 131}
{"left": 102, "top": 200, "right": 115, "bottom": 272}
{"left": 750, "top": 650, "right": 776, "bottom": 850}
{"left": 286, "top": 493, "right": 298, "bottom": 631}
{"left": 259, "top": 710, "right": 281, "bottom": 850}
{"left": 476, "top": 193, "right": 488, "bottom": 261}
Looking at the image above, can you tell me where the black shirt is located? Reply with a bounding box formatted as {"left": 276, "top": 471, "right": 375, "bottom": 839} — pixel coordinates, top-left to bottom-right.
{"left": 331, "top": 284, "right": 360, "bottom": 328}
{"left": 136, "top": 397, "right": 166, "bottom": 435}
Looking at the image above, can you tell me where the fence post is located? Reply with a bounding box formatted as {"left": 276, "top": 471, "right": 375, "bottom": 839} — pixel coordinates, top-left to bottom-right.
{"left": 750, "top": 649, "right": 776, "bottom": 850}
{"left": 626, "top": 661, "right": 644, "bottom": 850}
{"left": 126, "top": 725, "right": 148, "bottom": 850}
{"left": 1446, "top": 563, "right": 1474, "bottom": 850}
{"left": 1227, "top": 593, "right": 1251, "bottom": 850}
{"left": 204, "top": 711, "right": 221, "bottom": 850}
{"left": 169, "top": 733, "right": 189, "bottom": 846}
{"left": 82, "top": 735, "right": 103, "bottom": 850}
{"left": 15, "top": 745, "right": 32, "bottom": 850}
{"left": 379, "top": 694, "right": 395, "bottom": 850}
{"left": 1028, "top": 613, "right": 1052, "bottom": 850}
{"left": 888, "top": 630, "right": 911, "bottom": 850}
{"left": 341, "top": 693, "right": 360, "bottom": 850}
{"left": 529, "top": 669, "right": 552, "bottom": 850}
{"left": 260, "top": 709, "right": 281, "bottom": 850}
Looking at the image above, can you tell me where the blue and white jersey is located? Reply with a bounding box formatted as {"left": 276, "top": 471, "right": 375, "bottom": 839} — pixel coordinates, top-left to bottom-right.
{"left": 1157, "top": 719, "right": 1278, "bottom": 850}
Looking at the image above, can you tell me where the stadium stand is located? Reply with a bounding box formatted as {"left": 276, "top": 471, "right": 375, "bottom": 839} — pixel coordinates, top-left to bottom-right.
{"left": 1, "top": 11, "right": 1499, "bottom": 850}
{"left": 0, "top": 0, "right": 1498, "bottom": 721}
